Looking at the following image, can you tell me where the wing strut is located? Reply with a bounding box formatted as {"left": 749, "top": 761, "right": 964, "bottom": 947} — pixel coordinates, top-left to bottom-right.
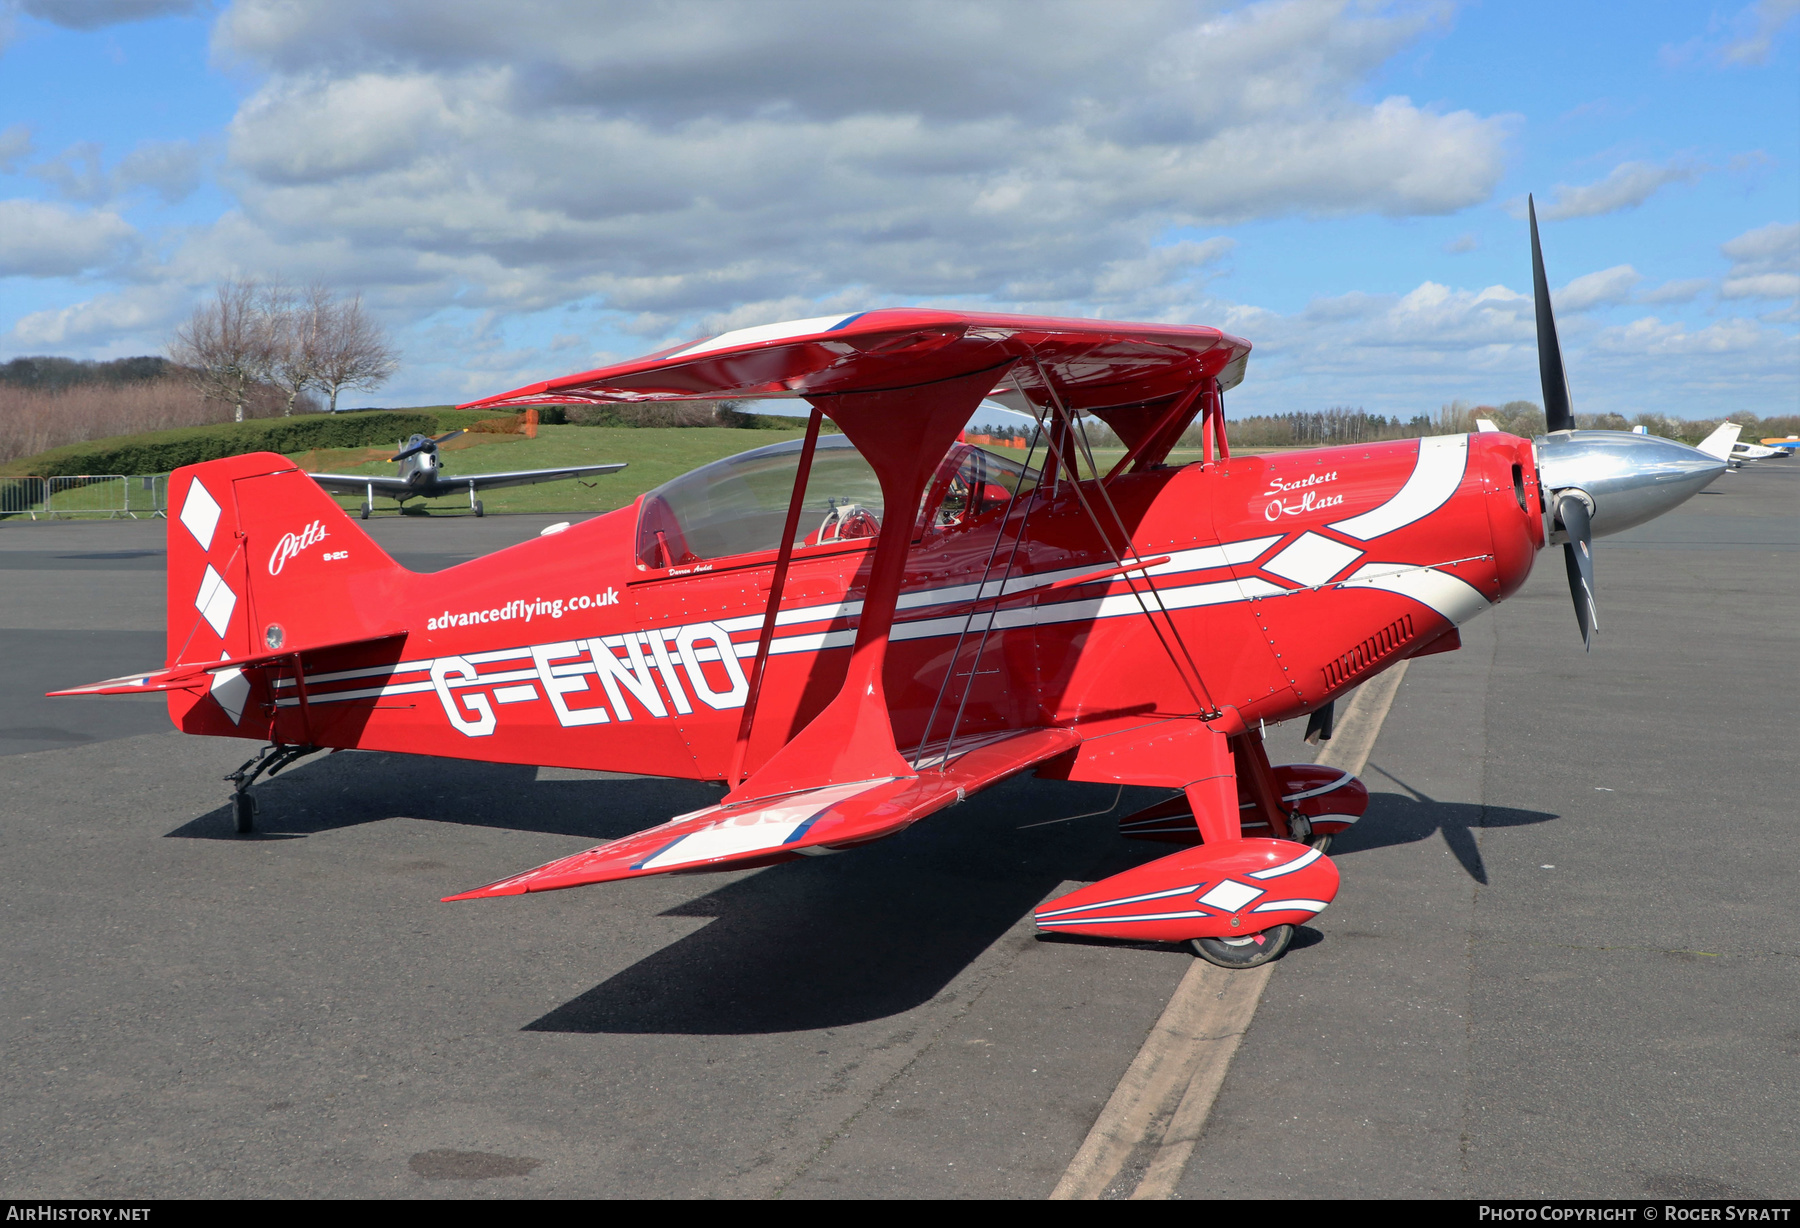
{"left": 728, "top": 404, "right": 825, "bottom": 785}
{"left": 910, "top": 405, "right": 1059, "bottom": 767}
{"left": 1103, "top": 379, "right": 1208, "bottom": 481}
{"left": 1026, "top": 360, "right": 1222, "bottom": 719}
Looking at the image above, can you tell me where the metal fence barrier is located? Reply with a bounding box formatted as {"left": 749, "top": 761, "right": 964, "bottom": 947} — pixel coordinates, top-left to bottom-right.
{"left": 0, "top": 475, "right": 170, "bottom": 520}
{"left": 1, "top": 476, "right": 49, "bottom": 519}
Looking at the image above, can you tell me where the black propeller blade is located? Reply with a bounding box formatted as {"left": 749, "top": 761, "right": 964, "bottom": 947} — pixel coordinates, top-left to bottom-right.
{"left": 391, "top": 429, "right": 464, "bottom": 462}
{"left": 1532, "top": 193, "right": 1597, "bottom": 646}
{"left": 1557, "top": 492, "right": 1598, "bottom": 651}
{"left": 1530, "top": 195, "right": 1575, "bottom": 434}
{"left": 1304, "top": 700, "right": 1335, "bottom": 745}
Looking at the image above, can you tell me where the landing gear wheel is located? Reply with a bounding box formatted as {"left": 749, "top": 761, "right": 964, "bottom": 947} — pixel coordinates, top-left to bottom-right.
{"left": 1310, "top": 833, "right": 1335, "bottom": 854}
{"left": 359, "top": 502, "right": 371, "bottom": 520}
{"left": 1190, "top": 924, "right": 1294, "bottom": 969}
{"left": 232, "top": 792, "right": 258, "bottom": 834}
{"left": 472, "top": 500, "right": 485, "bottom": 518}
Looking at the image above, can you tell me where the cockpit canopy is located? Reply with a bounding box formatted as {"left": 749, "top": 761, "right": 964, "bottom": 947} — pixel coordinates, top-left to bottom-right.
{"left": 634, "top": 433, "right": 1034, "bottom": 570}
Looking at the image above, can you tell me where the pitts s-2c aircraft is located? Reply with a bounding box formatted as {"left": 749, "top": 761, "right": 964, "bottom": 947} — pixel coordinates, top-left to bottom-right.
{"left": 52, "top": 201, "right": 1726, "bottom": 969}
{"left": 306, "top": 428, "right": 626, "bottom": 518}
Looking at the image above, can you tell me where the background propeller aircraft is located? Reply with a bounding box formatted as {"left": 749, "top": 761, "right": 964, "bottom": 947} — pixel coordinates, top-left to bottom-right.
{"left": 51, "top": 198, "right": 1725, "bottom": 970}
{"left": 306, "top": 428, "right": 627, "bottom": 518}
{"left": 1691, "top": 422, "right": 1787, "bottom": 468}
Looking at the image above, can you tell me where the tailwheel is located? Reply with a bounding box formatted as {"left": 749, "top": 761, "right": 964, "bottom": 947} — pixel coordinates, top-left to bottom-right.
{"left": 232, "top": 791, "right": 258, "bottom": 834}
{"left": 1190, "top": 924, "right": 1294, "bottom": 969}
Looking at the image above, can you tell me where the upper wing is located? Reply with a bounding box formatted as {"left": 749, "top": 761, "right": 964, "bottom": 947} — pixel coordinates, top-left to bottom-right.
{"left": 457, "top": 308, "right": 1252, "bottom": 413}
{"left": 444, "top": 726, "right": 1078, "bottom": 901}
{"left": 307, "top": 472, "right": 415, "bottom": 496}
{"left": 450, "top": 463, "right": 627, "bottom": 492}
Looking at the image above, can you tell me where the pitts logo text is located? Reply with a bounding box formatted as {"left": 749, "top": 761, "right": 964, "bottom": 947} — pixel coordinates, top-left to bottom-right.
{"left": 268, "top": 520, "right": 330, "bottom": 576}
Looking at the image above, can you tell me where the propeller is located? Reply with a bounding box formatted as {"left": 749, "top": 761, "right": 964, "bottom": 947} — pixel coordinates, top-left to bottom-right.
{"left": 1529, "top": 195, "right": 1575, "bottom": 435}
{"left": 1557, "top": 492, "right": 1598, "bottom": 650}
{"left": 1530, "top": 193, "right": 1598, "bottom": 650}
{"left": 391, "top": 429, "right": 464, "bottom": 462}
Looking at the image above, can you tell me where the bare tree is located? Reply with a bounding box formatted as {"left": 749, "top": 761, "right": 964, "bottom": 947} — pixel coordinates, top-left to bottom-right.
{"left": 264, "top": 281, "right": 332, "bottom": 417}
{"left": 169, "top": 278, "right": 276, "bottom": 423}
{"left": 315, "top": 294, "right": 398, "bottom": 412}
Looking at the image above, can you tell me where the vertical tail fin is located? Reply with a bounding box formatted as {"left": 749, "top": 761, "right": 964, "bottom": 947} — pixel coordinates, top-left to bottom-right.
{"left": 1694, "top": 422, "right": 1742, "bottom": 460}
{"left": 166, "top": 453, "right": 413, "bottom": 735}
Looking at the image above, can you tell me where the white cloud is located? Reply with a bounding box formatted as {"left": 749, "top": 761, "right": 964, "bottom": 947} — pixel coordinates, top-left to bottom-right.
{"left": 1554, "top": 265, "right": 1641, "bottom": 313}
{"left": 27, "top": 137, "right": 204, "bottom": 205}
{"left": 1639, "top": 278, "right": 1711, "bottom": 304}
{"left": 1720, "top": 0, "right": 1800, "bottom": 65}
{"left": 115, "top": 140, "right": 204, "bottom": 203}
{"left": 9, "top": 284, "right": 187, "bottom": 347}
{"left": 183, "top": 0, "right": 1508, "bottom": 333}
{"left": 0, "top": 123, "right": 31, "bottom": 172}
{"left": 1719, "top": 221, "right": 1799, "bottom": 300}
{"left": 17, "top": 0, "right": 198, "bottom": 30}
{"left": 29, "top": 141, "right": 108, "bottom": 203}
{"left": 1538, "top": 160, "right": 1702, "bottom": 221}
{"left": 0, "top": 199, "right": 137, "bottom": 276}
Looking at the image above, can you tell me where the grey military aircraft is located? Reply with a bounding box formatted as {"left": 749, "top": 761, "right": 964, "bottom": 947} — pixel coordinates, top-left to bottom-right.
{"left": 307, "top": 430, "right": 626, "bottom": 517}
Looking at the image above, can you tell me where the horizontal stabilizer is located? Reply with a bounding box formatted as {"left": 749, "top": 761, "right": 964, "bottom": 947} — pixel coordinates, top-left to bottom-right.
{"left": 47, "top": 663, "right": 222, "bottom": 696}
{"left": 48, "top": 632, "right": 407, "bottom": 699}
{"left": 445, "top": 726, "right": 1079, "bottom": 901}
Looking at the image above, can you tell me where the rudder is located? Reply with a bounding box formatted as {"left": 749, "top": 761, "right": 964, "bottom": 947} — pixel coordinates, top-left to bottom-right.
{"left": 166, "top": 453, "right": 412, "bottom": 736}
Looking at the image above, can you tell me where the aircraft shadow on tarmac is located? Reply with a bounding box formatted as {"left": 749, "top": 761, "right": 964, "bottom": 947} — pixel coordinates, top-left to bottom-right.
{"left": 1344, "top": 761, "right": 1559, "bottom": 884}
{"left": 159, "top": 748, "right": 1551, "bottom": 1031}
{"left": 163, "top": 754, "right": 1166, "bottom": 1033}
{"left": 163, "top": 749, "right": 723, "bottom": 843}
{"left": 523, "top": 776, "right": 1164, "bottom": 1035}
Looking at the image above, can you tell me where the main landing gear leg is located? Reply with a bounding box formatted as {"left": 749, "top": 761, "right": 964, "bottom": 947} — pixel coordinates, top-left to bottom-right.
{"left": 223, "top": 743, "right": 323, "bottom": 834}
{"left": 469, "top": 481, "right": 483, "bottom": 517}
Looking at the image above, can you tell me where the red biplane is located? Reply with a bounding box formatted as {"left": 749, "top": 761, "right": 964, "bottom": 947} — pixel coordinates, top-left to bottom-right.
{"left": 54, "top": 205, "right": 1723, "bottom": 968}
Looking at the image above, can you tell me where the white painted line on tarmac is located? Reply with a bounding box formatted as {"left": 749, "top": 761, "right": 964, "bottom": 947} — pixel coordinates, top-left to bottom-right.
{"left": 1050, "top": 659, "right": 1412, "bottom": 1201}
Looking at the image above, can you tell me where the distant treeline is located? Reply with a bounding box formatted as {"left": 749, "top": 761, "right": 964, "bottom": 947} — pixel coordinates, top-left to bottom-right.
{"left": 0, "top": 353, "right": 322, "bottom": 466}
{"left": 979, "top": 400, "right": 1800, "bottom": 452}
{"left": 537, "top": 399, "right": 803, "bottom": 429}
{"left": 0, "top": 355, "right": 177, "bottom": 393}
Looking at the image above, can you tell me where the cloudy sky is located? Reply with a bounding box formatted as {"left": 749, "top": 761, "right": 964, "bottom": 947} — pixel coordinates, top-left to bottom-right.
{"left": 0, "top": 0, "right": 1794, "bottom": 419}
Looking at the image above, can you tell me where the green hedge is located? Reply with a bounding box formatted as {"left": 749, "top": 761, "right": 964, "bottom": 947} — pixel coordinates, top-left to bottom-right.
{"left": 2, "top": 410, "right": 446, "bottom": 478}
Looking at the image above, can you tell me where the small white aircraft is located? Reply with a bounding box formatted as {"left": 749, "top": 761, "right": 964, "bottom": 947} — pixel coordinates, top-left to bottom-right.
{"left": 1692, "top": 422, "right": 1783, "bottom": 469}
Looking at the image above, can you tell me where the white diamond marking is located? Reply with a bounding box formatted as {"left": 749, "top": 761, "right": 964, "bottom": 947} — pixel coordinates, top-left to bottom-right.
{"left": 180, "top": 479, "right": 222, "bottom": 552}
{"left": 196, "top": 564, "right": 237, "bottom": 637}
{"left": 1197, "top": 878, "right": 1265, "bottom": 913}
{"left": 210, "top": 653, "right": 249, "bottom": 724}
{"left": 1262, "top": 532, "right": 1363, "bottom": 588}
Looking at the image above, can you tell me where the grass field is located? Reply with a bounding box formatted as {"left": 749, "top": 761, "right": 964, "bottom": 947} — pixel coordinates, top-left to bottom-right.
{"left": 295, "top": 427, "right": 1294, "bottom": 518}
{"left": 1, "top": 419, "right": 1295, "bottom": 521}
{"left": 299, "top": 428, "right": 1303, "bottom": 518}
{"left": 302, "top": 424, "right": 818, "bottom": 517}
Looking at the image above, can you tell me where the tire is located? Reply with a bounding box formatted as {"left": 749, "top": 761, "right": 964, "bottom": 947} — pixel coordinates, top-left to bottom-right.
{"left": 1190, "top": 924, "right": 1294, "bottom": 969}
{"left": 359, "top": 503, "right": 371, "bottom": 520}
{"left": 233, "top": 792, "right": 257, "bottom": 834}
{"left": 1310, "top": 833, "right": 1335, "bottom": 854}
{"left": 473, "top": 500, "right": 485, "bottom": 518}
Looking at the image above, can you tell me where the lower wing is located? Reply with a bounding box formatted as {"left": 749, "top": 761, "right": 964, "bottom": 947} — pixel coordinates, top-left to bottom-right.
{"left": 444, "top": 726, "right": 1078, "bottom": 901}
